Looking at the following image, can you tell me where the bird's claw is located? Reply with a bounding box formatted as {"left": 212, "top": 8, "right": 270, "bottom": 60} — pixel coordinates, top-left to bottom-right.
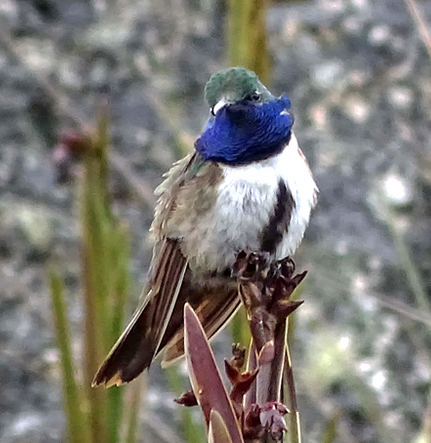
{"left": 233, "top": 250, "right": 271, "bottom": 280}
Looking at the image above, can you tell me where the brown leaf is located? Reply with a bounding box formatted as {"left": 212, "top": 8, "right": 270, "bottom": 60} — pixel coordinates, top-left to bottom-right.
{"left": 174, "top": 390, "right": 198, "bottom": 407}
{"left": 184, "top": 304, "right": 245, "bottom": 443}
{"left": 274, "top": 299, "right": 304, "bottom": 320}
{"left": 230, "top": 369, "right": 259, "bottom": 405}
{"left": 224, "top": 359, "right": 241, "bottom": 385}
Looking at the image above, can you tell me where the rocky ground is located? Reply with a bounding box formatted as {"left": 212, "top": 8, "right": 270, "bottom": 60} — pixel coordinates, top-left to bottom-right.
{"left": 1, "top": 0, "right": 431, "bottom": 442}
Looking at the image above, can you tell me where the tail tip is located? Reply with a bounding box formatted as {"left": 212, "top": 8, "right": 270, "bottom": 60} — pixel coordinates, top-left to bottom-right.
{"left": 91, "top": 371, "right": 124, "bottom": 389}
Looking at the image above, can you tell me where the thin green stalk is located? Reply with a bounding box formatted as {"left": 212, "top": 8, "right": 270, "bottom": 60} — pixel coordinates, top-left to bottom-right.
{"left": 106, "top": 224, "right": 131, "bottom": 443}
{"left": 80, "top": 114, "right": 118, "bottom": 443}
{"left": 227, "top": 0, "right": 244, "bottom": 65}
{"left": 82, "top": 223, "right": 108, "bottom": 443}
{"left": 284, "top": 276, "right": 302, "bottom": 443}
{"left": 227, "top": 0, "right": 270, "bottom": 84}
{"left": 108, "top": 223, "right": 130, "bottom": 345}
{"left": 49, "top": 270, "right": 91, "bottom": 443}
{"left": 81, "top": 157, "right": 109, "bottom": 443}
{"left": 107, "top": 387, "right": 123, "bottom": 443}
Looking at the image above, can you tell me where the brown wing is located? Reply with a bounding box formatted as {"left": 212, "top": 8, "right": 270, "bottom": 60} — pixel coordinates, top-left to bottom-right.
{"left": 92, "top": 239, "right": 188, "bottom": 387}
{"left": 93, "top": 153, "right": 229, "bottom": 386}
{"left": 93, "top": 153, "right": 207, "bottom": 387}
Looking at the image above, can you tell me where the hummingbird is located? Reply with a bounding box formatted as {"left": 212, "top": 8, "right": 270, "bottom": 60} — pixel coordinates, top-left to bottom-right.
{"left": 93, "top": 67, "right": 318, "bottom": 387}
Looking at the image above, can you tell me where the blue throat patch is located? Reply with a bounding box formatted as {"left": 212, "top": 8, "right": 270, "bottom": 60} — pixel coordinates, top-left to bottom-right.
{"left": 195, "top": 95, "right": 294, "bottom": 166}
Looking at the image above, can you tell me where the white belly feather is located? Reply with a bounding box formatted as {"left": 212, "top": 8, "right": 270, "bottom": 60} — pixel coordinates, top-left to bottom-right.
{"left": 189, "top": 133, "right": 318, "bottom": 272}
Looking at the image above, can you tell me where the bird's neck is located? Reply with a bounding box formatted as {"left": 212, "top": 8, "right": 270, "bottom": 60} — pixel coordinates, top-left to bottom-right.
{"left": 195, "top": 97, "right": 294, "bottom": 166}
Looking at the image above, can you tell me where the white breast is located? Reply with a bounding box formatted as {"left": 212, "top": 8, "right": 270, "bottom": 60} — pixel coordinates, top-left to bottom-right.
{"left": 191, "top": 133, "right": 318, "bottom": 271}
{"left": 274, "top": 133, "right": 318, "bottom": 259}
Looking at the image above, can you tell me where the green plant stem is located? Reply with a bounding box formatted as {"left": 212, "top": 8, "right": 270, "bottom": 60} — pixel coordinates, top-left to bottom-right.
{"left": 81, "top": 115, "right": 117, "bottom": 443}
{"left": 49, "top": 270, "right": 91, "bottom": 443}
{"left": 82, "top": 233, "right": 108, "bottom": 443}
{"left": 227, "top": 0, "right": 270, "bottom": 84}
{"left": 106, "top": 224, "right": 130, "bottom": 443}
{"left": 81, "top": 157, "right": 108, "bottom": 443}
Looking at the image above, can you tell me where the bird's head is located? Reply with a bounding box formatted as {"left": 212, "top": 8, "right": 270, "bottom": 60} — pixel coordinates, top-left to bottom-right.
{"left": 196, "top": 67, "right": 294, "bottom": 166}
{"left": 204, "top": 67, "right": 274, "bottom": 115}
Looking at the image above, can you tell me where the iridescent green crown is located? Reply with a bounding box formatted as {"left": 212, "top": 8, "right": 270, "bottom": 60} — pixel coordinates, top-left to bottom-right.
{"left": 204, "top": 67, "right": 272, "bottom": 108}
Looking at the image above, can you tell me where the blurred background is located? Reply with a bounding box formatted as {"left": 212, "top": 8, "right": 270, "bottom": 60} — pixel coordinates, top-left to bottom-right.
{"left": 1, "top": 0, "right": 431, "bottom": 442}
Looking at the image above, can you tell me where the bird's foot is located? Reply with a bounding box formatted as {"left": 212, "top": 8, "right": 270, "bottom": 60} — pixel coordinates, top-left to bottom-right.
{"left": 232, "top": 250, "right": 271, "bottom": 281}
{"left": 268, "top": 256, "right": 295, "bottom": 281}
{"left": 234, "top": 251, "right": 307, "bottom": 349}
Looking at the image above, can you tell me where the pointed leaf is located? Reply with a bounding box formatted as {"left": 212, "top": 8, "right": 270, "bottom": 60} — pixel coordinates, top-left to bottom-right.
{"left": 184, "top": 304, "right": 245, "bottom": 443}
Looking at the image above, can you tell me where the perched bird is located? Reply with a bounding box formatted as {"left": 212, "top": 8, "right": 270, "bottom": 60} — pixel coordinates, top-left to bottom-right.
{"left": 93, "top": 67, "right": 318, "bottom": 387}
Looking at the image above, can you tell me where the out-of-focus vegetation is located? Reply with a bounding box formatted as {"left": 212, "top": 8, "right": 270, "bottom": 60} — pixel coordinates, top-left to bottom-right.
{"left": 50, "top": 116, "right": 142, "bottom": 443}
{"left": 227, "top": 0, "right": 270, "bottom": 85}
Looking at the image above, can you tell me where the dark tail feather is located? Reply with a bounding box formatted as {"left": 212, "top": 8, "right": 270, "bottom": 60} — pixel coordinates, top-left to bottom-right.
{"left": 92, "top": 239, "right": 188, "bottom": 387}
{"left": 92, "top": 295, "right": 159, "bottom": 387}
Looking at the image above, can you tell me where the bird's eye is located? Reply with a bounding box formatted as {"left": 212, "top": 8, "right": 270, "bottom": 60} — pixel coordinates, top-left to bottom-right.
{"left": 246, "top": 93, "right": 261, "bottom": 102}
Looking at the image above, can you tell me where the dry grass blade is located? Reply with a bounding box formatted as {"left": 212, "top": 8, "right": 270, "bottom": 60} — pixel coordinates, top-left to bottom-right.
{"left": 184, "top": 303, "right": 245, "bottom": 443}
